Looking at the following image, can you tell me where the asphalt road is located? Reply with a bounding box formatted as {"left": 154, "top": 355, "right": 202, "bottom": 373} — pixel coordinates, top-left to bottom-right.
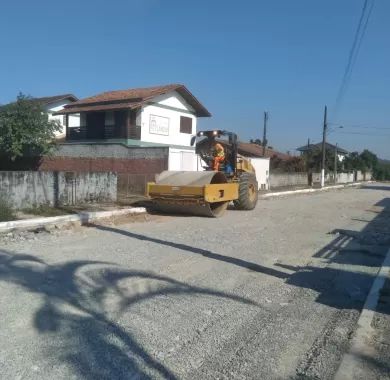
{"left": 0, "top": 184, "right": 389, "bottom": 379}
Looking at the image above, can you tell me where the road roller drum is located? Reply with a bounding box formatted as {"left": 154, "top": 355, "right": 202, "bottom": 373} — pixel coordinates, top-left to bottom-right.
{"left": 147, "top": 171, "right": 239, "bottom": 217}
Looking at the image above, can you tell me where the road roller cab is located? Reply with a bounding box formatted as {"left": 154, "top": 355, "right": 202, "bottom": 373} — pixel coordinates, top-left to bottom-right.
{"left": 146, "top": 130, "right": 258, "bottom": 217}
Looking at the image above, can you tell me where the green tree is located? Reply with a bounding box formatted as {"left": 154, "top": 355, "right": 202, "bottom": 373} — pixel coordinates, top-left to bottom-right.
{"left": 0, "top": 93, "right": 61, "bottom": 161}
{"left": 343, "top": 149, "right": 378, "bottom": 173}
{"left": 304, "top": 148, "right": 342, "bottom": 172}
{"left": 250, "top": 138, "right": 262, "bottom": 145}
{"left": 359, "top": 149, "right": 378, "bottom": 172}
{"left": 343, "top": 152, "right": 362, "bottom": 171}
{"left": 373, "top": 160, "right": 390, "bottom": 180}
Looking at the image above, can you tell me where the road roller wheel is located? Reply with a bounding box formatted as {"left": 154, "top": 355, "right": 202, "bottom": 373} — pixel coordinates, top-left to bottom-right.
{"left": 233, "top": 173, "right": 258, "bottom": 210}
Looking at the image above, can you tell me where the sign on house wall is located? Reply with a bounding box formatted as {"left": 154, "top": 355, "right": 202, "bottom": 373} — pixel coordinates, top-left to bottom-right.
{"left": 149, "top": 114, "right": 169, "bottom": 136}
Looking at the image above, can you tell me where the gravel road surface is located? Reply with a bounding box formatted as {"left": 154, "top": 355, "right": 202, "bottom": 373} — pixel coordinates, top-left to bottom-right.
{"left": 1, "top": 184, "right": 389, "bottom": 379}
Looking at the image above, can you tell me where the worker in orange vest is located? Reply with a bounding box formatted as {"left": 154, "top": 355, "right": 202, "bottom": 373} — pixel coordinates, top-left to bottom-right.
{"left": 212, "top": 142, "right": 225, "bottom": 171}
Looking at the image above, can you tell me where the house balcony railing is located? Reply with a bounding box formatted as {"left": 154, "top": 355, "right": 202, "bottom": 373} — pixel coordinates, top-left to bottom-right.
{"left": 67, "top": 126, "right": 87, "bottom": 140}
{"left": 66, "top": 125, "right": 141, "bottom": 141}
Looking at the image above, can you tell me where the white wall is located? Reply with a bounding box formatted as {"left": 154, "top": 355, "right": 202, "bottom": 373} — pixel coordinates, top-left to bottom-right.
{"left": 140, "top": 91, "right": 197, "bottom": 147}
{"left": 249, "top": 157, "right": 270, "bottom": 190}
{"left": 46, "top": 100, "right": 80, "bottom": 138}
{"left": 338, "top": 153, "right": 346, "bottom": 162}
{"left": 168, "top": 148, "right": 198, "bottom": 171}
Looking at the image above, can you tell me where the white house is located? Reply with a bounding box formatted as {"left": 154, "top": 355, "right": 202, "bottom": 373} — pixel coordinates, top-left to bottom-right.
{"left": 55, "top": 84, "right": 211, "bottom": 171}
{"left": 33, "top": 94, "right": 79, "bottom": 139}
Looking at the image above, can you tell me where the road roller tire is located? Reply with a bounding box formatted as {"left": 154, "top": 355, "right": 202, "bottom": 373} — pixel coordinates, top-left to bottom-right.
{"left": 233, "top": 173, "right": 258, "bottom": 210}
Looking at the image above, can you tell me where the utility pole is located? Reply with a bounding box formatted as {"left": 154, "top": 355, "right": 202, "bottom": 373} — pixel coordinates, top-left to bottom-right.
{"left": 334, "top": 143, "right": 338, "bottom": 184}
{"left": 262, "top": 111, "right": 268, "bottom": 157}
{"left": 321, "top": 105, "right": 327, "bottom": 187}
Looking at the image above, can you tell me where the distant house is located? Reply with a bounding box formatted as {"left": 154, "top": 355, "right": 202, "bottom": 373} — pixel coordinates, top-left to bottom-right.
{"left": 55, "top": 84, "right": 210, "bottom": 171}
{"left": 1, "top": 94, "right": 79, "bottom": 139}
{"left": 236, "top": 142, "right": 292, "bottom": 160}
{"left": 32, "top": 94, "right": 79, "bottom": 139}
{"left": 296, "top": 142, "right": 348, "bottom": 162}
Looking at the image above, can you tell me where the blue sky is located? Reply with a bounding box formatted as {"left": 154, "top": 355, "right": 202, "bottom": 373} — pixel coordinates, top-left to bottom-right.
{"left": 1, "top": 0, "right": 389, "bottom": 158}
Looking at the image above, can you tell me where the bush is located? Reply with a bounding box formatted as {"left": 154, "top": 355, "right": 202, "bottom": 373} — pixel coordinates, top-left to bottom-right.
{"left": 270, "top": 155, "right": 306, "bottom": 172}
{"left": 0, "top": 196, "right": 15, "bottom": 222}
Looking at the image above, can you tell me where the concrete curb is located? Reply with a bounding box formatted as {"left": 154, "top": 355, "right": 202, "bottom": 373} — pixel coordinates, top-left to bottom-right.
{"left": 334, "top": 248, "right": 390, "bottom": 379}
{"left": 261, "top": 181, "right": 373, "bottom": 198}
{"left": 0, "top": 181, "right": 374, "bottom": 233}
{"left": 0, "top": 207, "right": 147, "bottom": 234}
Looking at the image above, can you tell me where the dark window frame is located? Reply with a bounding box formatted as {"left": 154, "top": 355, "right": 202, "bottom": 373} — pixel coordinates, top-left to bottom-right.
{"left": 180, "top": 116, "right": 193, "bottom": 134}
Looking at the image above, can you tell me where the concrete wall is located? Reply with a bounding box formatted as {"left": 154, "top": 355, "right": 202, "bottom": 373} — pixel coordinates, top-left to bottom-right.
{"left": 0, "top": 171, "right": 117, "bottom": 209}
{"left": 249, "top": 157, "right": 270, "bottom": 190}
{"left": 337, "top": 172, "right": 355, "bottom": 183}
{"left": 312, "top": 172, "right": 354, "bottom": 184}
{"left": 312, "top": 171, "right": 372, "bottom": 184}
{"left": 0, "top": 144, "right": 168, "bottom": 197}
{"left": 356, "top": 171, "right": 364, "bottom": 181}
{"left": 364, "top": 172, "right": 372, "bottom": 181}
{"left": 39, "top": 143, "right": 168, "bottom": 196}
{"left": 270, "top": 172, "right": 308, "bottom": 189}
{"left": 39, "top": 143, "right": 168, "bottom": 174}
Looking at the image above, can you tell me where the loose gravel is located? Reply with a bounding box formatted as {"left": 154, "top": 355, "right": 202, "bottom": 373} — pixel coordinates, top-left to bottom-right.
{"left": 0, "top": 184, "right": 389, "bottom": 379}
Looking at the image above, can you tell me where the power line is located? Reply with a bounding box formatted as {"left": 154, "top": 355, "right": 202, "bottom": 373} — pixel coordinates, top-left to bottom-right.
{"left": 328, "top": 122, "right": 390, "bottom": 130}
{"left": 333, "top": 0, "right": 375, "bottom": 118}
{"left": 336, "top": 131, "right": 390, "bottom": 136}
{"left": 334, "top": 0, "right": 373, "bottom": 115}
{"left": 343, "top": 125, "right": 390, "bottom": 130}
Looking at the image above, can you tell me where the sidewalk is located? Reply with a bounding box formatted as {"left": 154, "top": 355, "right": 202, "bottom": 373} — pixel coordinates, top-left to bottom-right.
{"left": 335, "top": 249, "right": 390, "bottom": 379}
{"left": 0, "top": 207, "right": 147, "bottom": 234}
{"left": 261, "top": 181, "right": 371, "bottom": 198}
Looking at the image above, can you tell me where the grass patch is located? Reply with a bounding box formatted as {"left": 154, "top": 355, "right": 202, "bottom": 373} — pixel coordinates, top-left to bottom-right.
{"left": 0, "top": 197, "right": 16, "bottom": 222}
{"left": 22, "top": 205, "right": 75, "bottom": 217}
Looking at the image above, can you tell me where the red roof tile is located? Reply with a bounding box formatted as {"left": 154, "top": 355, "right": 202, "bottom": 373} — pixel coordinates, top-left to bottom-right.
{"left": 237, "top": 142, "right": 291, "bottom": 160}
{"left": 55, "top": 84, "right": 210, "bottom": 117}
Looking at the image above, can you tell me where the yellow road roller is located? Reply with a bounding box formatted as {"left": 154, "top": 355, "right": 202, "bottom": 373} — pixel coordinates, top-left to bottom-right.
{"left": 146, "top": 130, "right": 258, "bottom": 217}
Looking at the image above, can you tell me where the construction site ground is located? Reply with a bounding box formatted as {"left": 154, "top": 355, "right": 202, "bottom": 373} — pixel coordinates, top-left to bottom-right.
{"left": 0, "top": 183, "right": 389, "bottom": 379}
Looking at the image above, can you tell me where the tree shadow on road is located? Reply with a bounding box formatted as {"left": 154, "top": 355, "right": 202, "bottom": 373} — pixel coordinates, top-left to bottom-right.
{"left": 89, "top": 224, "right": 288, "bottom": 280}
{"left": 361, "top": 185, "right": 390, "bottom": 192}
{"left": 276, "top": 197, "right": 390, "bottom": 314}
{"left": 88, "top": 198, "right": 390, "bottom": 316}
{"left": 0, "top": 249, "right": 257, "bottom": 379}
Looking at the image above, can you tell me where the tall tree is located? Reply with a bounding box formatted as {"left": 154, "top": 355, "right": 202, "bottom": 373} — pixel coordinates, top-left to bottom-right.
{"left": 359, "top": 149, "right": 378, "bottom": 171}
{"left": 304, "top": 148, "right": 342, "bottom": 172}
{"left": 0, "top": 93, "right": 61, "bottom": 161}
{"left": 343, "top": 149, "right": 378, "bottom": 173}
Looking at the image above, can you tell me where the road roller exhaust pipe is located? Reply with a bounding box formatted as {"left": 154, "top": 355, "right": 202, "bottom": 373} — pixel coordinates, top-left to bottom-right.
{"left": 147, "top": 171, "right": 239, "bottom": 217}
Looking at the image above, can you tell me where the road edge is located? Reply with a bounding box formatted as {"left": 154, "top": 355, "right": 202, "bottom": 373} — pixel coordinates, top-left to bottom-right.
{"left": 0, "top": 207, "right": 147, "bottom": 234}
{"left": 262, "top": 181, "right": 373, "bottom": 198}
{"left": 334, "top": 248, "right": 390, "bottom": 380}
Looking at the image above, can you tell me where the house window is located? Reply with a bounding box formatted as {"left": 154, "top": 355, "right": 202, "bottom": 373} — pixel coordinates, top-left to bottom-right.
{"left": 63, "top": 115, "right": 67, "bottom": 125}
{"left": 180, "top": 116, "right": 192, "bottom": 134}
